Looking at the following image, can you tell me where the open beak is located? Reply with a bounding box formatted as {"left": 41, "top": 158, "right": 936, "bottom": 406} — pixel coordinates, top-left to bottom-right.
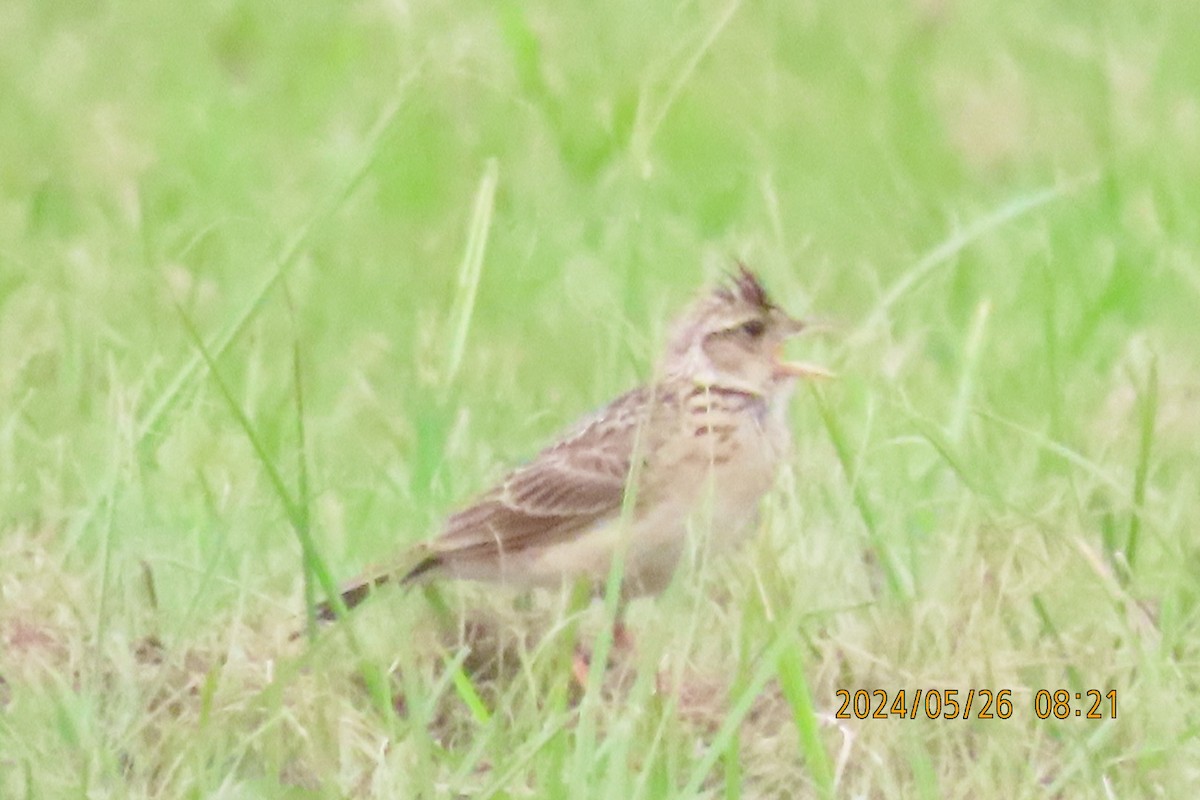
{"left": 773, "top": 317, "right": 835, "bottom": 380}
{"left": 774, "top": 358, "right": 835, "bottom": 380}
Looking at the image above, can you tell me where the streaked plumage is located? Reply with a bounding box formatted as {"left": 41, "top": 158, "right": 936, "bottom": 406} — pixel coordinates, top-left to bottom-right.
{"left": 315, "top": 266, "right": 827, "bottom": 621}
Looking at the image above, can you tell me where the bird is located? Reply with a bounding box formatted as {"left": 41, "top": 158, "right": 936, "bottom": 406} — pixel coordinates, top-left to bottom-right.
{"left": 313, "top": 265, "right": 829, "bottom": 634}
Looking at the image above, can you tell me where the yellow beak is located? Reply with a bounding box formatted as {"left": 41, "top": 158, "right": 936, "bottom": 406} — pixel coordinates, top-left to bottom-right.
{"left": 774, "top": 359, "right": 836, "bottom": 380}
{"left": 774, "top": 329, "right": 834, "bottom": 379}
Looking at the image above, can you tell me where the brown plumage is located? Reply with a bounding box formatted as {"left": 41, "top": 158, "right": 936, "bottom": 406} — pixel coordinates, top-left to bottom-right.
{"left": 313, "top": 266, "right": 829, "bottom": 622}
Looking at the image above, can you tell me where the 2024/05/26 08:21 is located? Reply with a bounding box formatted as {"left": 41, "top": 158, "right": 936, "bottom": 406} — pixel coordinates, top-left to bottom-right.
{"left": 834, "top": 689, "right": 1118, "bottom": 720}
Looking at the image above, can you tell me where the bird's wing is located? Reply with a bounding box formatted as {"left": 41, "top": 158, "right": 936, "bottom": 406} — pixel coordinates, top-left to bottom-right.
{"left": 427, "top": 386, "right": 661, "bottom": 561}
{"left": 312, "top": 386, "right": 670, "bottom": 619}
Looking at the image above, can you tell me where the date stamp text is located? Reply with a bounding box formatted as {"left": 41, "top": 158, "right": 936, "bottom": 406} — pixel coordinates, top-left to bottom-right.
{"left": 834, "top": 689, "right": 1117, "bottom": 720}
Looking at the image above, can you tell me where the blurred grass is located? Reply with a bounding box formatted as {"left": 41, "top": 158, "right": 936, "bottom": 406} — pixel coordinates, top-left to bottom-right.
{"left": 1, "top": 0, "right": 1199, "bottom": 796}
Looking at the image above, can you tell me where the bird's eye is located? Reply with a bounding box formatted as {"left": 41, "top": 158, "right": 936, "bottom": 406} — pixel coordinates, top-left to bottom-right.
{"left": 740, "top": 319, "right": 766, "bottom": 338}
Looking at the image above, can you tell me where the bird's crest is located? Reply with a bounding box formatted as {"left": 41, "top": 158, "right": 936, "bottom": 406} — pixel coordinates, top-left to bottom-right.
{"left": 714, "top": 263, "right": 773, "bottom": 311}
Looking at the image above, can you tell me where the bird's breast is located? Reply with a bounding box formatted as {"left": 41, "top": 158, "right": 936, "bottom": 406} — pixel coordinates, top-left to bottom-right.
{"left": 641, "top": 388, "right": 790, "bottom": 536}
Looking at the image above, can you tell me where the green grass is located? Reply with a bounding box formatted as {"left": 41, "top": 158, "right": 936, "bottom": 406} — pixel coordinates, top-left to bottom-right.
{"left": 2, "top": 0, "right": 1199, "bottom": 796}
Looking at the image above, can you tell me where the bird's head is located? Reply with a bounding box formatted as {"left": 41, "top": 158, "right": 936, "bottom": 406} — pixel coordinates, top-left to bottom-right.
{"left": 662, "top": 265, "right": 830, "bottom": 395}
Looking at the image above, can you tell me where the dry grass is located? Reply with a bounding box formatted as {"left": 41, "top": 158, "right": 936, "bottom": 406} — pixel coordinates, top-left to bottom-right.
{"left": 2, "top": 0, "right": 1199, "bottom": 797}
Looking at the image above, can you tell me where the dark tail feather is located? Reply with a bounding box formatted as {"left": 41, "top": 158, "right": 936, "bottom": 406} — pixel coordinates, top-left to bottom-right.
{"left": 313, "top": 574, "right": 390, "bottom": 622}
{"left": 311, "top": 554, "right": 443, "bottom": 623}
{"left": 398, "top": 553, "right": 443, "bottom": 585}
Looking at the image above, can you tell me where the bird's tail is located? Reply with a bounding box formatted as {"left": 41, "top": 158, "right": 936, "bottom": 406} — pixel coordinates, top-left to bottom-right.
{"left": 312, "top": 571, "right": 392, "bottom": 622}
{"left": 310, "top": 552, "right": 443, "bottom": 623}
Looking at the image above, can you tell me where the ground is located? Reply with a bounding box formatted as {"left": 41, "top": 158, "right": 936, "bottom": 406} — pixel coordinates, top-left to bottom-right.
{"left": 1, "top": 0, "right": 1198, "bottom": 797}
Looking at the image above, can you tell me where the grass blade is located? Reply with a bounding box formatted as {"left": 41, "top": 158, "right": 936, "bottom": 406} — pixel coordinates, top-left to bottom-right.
{"left": 776, "top": 638, "right": 835, "bottom": 798}
{"left": 447, "top": 654, "right": 492, "bottom": 725}
{"left": 812, "top": 385, "right": 908, "bottom": 599}
{"left": 948, "top": 299, "right": 991, "bottom": 442}
{"left": 283, "top": 284, "right": 316, "bottom": 637}
{"left": 445, "top": 159, "right": 499, "bottom": 385}
{"left": 1125, "top": 353, "right": 1157, "bottom": 576}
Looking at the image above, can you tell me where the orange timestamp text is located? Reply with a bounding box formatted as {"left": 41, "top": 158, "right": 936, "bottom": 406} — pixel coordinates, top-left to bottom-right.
{"left": 835, "top": 689, "right": 1013, "bottom": 720}
{"left": 834, "top": 689, "right": 1118, "bottom": 720}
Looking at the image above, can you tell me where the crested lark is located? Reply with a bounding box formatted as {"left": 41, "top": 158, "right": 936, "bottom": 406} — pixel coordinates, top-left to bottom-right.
{"left": 315, "top": 266, "right": 828, "bottom": 623}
